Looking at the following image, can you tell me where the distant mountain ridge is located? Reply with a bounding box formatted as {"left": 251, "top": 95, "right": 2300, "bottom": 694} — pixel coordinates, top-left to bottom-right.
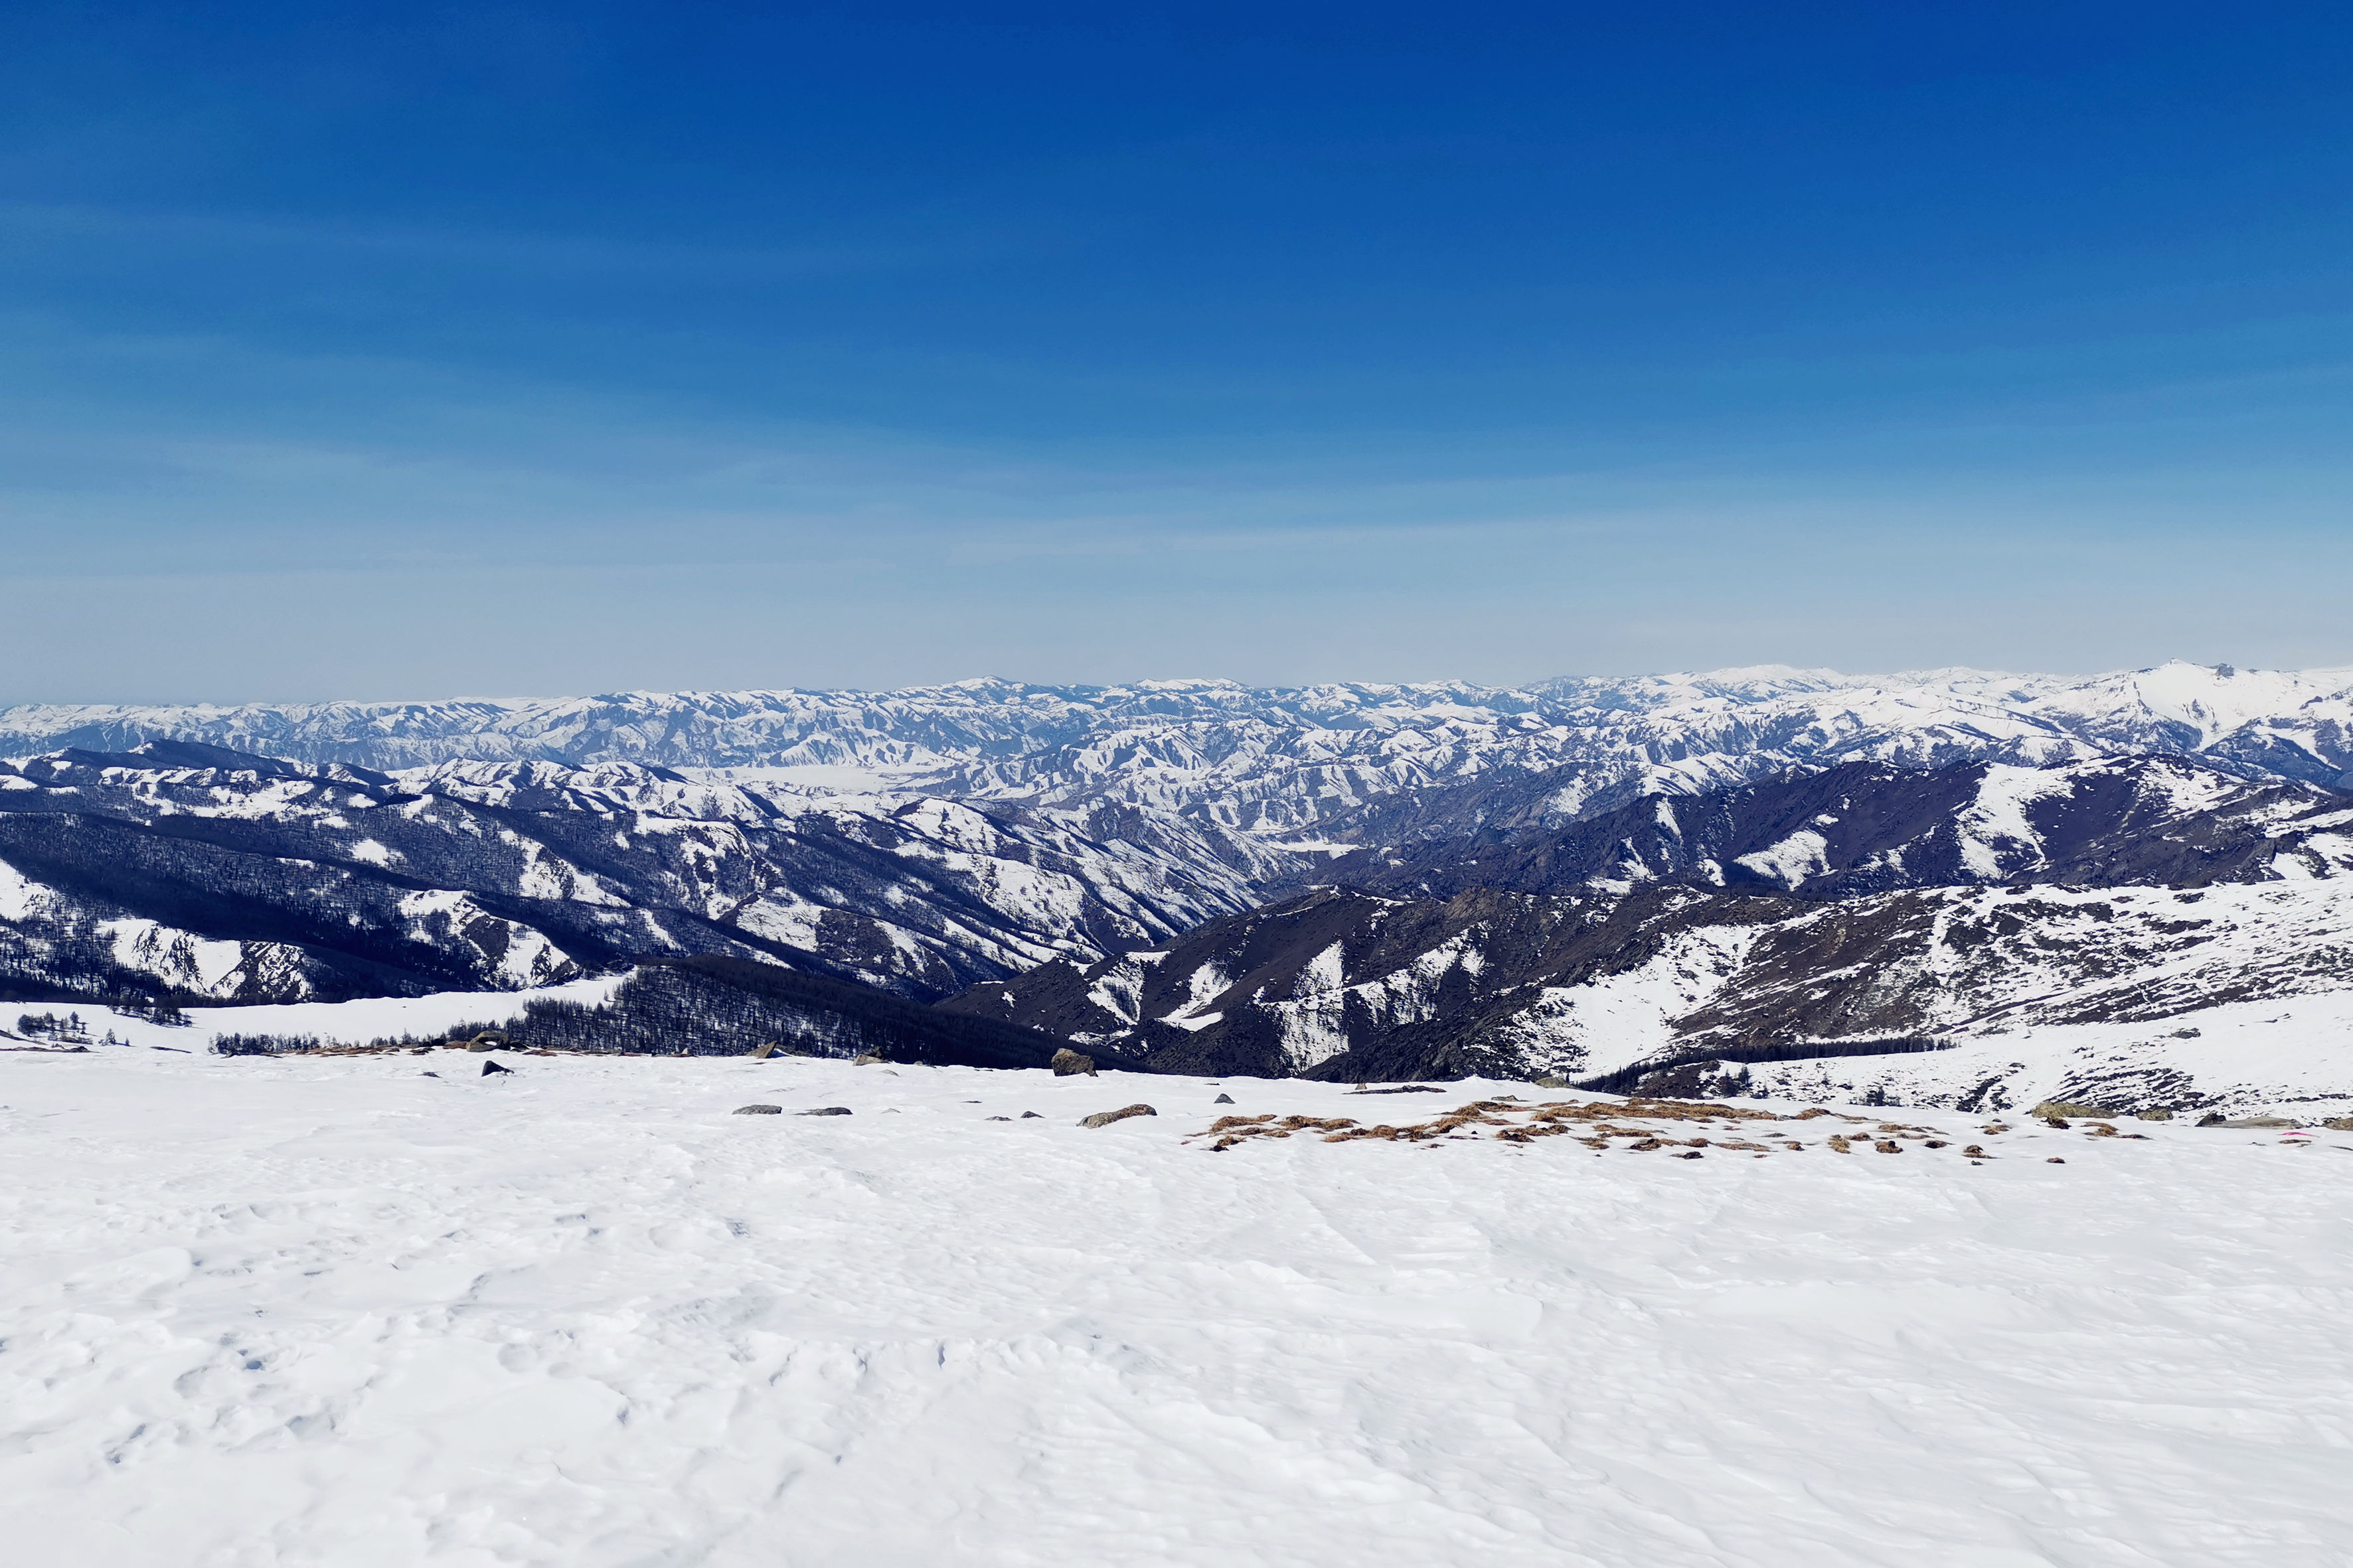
{"left": 8, "top": 663, "right": 2353, "bottom": 841}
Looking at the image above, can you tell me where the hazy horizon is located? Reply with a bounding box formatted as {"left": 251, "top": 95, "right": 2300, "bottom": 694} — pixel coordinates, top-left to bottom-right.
{"left": 7, "top": 655, "right": 2350, "bottom": 714}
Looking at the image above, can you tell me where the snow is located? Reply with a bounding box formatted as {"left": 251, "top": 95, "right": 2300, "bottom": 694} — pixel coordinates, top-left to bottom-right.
{"left": 1162, "top": 959, "right": 1233, "bottom": 1025}
{"left": 1489, "top": 925, "right": 1761, "bottom": 1075}
{"left": 96, "top": 919, "right": 246, "bottom": 994}
{"left": 0, "top": 855, "right": 51, "bottom": 921}
{"left": 3, "top": 1050, "right": 2349, "bottom": 1566}
{"left": 689, "top": 764, "right": 912, "bottom": 795}
{"left": 1266, "top": 940, "right": 1350, "bottom": 1069}
{"left": 1740, "top": 986, "right": 2353, "bottom": 1117}
{"left": 1955, "top": 764, "right": 2075, "bottom": 878}
{"left": 1732, "top": 828, "right": 1830, "bottom": 888}
{"left": 14, "top": 977, "right": 631, "bottom": 1052}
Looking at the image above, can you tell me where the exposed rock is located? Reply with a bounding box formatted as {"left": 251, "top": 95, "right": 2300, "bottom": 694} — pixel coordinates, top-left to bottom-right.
{"left": 2324, "top": 1117, "right": 2353, "bottom": 1132}
{"left": 1079, "top": 1103, "right": 1157, "bottom": 1129}
{"left": 748, "top": 1041, "right": 778, "bottom": 1059}
{"left": 1214, "top": 1093, "right": 1234, "bottom": 1105}
{"left": 1051, "top": 1048, "right": 1097, "bottom": 1077}
{"left": 852, "top": 1052, "right": 887, "bottom": 1065}
{"left": 1874, "top": 1140, "right": 1902, "bottom": 1154}
{"left": 2047, "top": 1156, "right": 2066, "bottom": 1164}
{"left": 466, "top": 1031, "right": 509, "bottom": 1053}
{"left": 733, "top": 1103, "right": 783, "bottom": 1115}
{"left": 2137, "top": 1109, "right": 2173, "bottom": 1121}
{"left": 799, "top": 1106, "right": 854, "bottom": 1117}
{"left": 1020, "top": 1111, "right": 1041, "bottom": 1119}
{"left": 1532, "top": 1073, "right": 1569, "bottom": 1089}
{"left": 2032, "top": 1101, "right": 2116, "bottom": 1119}
{"left": 481, "top": 1059, "right": 513, "bottom": 1075}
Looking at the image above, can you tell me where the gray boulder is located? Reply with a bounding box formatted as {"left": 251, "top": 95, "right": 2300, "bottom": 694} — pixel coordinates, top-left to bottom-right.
{"left": 1052, "top": 1048, "right": 1097, "bottom": 1077}
{"left": 733, "top": 1103, "right": 783, "bottom": 1115}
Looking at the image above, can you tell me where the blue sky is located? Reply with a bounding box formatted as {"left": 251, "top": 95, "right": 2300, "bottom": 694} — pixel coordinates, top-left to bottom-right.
{"left": 3, "top": 1, "right": 2350, "bottom": 700}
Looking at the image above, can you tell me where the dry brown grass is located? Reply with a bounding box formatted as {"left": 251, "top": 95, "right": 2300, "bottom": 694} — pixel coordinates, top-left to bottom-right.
{"left": 1182, "top": 1093, "right": 1994, "bottom": 1167}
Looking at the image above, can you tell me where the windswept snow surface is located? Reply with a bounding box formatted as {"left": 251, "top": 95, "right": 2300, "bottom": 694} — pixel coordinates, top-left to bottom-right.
{"left": 4, "top": 1052, "right": 2349, "bottom": 1567}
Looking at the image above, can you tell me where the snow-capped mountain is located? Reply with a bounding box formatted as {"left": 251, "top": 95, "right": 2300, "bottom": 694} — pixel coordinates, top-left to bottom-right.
{"left": 0, "top": 741, "right": 1294, "bottom": 1006}
{"left": 7, "top": 662, "right": 2352, "bottom": 839}
{"left": 8, "top": 663, "right": 2353, "bottom": 1107}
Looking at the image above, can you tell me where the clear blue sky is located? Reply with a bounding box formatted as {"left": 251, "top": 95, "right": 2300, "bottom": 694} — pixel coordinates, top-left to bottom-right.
{"left": 3, "top": 1, "right": 2350, "bottom": 700}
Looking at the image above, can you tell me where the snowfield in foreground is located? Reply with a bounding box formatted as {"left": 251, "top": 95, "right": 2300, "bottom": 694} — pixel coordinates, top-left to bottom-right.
{"left": 5, "top": 1053, "right": 2350, "bottom": 1567}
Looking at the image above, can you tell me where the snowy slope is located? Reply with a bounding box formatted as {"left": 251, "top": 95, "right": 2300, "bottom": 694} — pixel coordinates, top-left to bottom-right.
{"left": 2, "top": 1050, "right": 2347, "bottom": 1567}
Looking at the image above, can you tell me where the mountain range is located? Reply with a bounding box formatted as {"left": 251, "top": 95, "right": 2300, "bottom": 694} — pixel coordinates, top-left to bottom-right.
{"left": 5, "top": 663, "right": 2352, "bottom": 1115}
{"left": 8, "top": 661, "right": 2352, "bottom": 832}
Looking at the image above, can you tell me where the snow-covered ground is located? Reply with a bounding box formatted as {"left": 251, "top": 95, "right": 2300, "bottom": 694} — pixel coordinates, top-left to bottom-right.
{"left": 5, "top": 1051, "right": 2349, "bottom": 1566}
{"left": 3, "top": 979, "right": 629, "bottom": 1052}
{"left": 1736, "top": 988, "right": 2353, "bottom": 1119}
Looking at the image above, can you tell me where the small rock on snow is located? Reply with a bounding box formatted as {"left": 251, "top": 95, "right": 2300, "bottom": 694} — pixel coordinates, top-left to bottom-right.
{"left": 732, "top": 1104, "right": 783, "bottom": 1115}
{"left": 1080, "top": 1104, "right": 1156, "bottom": 1129}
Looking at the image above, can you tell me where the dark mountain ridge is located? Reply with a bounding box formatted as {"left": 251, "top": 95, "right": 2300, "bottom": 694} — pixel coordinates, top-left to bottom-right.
{"left": 1335, "top": 755, "right": 2352, "bottom": 900}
